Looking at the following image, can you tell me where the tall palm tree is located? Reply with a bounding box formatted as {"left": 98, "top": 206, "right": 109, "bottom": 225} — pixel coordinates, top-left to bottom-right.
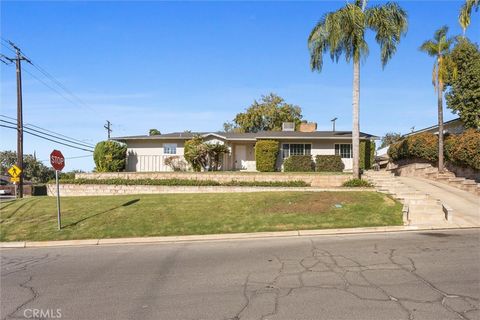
{"left": 459, "top": 0, "right": 479, "bottom": 35}
{"left": 419, "top": 26, "right": 456, "bottom": 172}
{"left": 308, "top": 0, "right": 408, "bottom": 179}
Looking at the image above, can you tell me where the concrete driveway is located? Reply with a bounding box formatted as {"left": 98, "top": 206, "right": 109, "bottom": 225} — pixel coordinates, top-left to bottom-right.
{"left": 1, "top": 230, "right": 479, "bottom": 320}
{"left": 399, "top": 177, "right": 480, "bottom": 227}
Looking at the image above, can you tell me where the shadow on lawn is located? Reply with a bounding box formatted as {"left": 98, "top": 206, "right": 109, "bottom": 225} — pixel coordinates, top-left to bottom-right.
{"left": 63, "top": 199, "right": 140, "bottom": 229}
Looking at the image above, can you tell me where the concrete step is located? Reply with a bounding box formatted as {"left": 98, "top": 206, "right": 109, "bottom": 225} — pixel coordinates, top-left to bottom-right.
{"left": 395, "top": 193, "right": 429, "bottom": 200}
{"left": 461, "top": 180, "right": 478, "bottom": 186}
{"left": 412, "top": 163, "right": 433, "bottom": 169}
{"left": 409, "top": 204, "right": 443, "bottom": 213}
{"left": 405, "top": 198, "right": 440, "bottom": 206}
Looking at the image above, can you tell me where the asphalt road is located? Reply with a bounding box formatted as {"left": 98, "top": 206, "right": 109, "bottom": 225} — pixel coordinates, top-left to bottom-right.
{"left": 1, "top": 230, "right": 479, "bottom": 320}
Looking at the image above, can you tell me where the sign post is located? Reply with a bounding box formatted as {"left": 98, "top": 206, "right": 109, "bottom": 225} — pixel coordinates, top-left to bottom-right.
{"left": 50, "top": 150, "right": 65, "bottom": 230}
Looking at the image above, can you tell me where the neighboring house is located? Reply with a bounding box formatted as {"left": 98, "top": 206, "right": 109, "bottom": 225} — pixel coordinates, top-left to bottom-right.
{"left": 375, "top": 118, "right": 466, "bottom": 168}
{"left": 402, "top": 117, "right": 465, "bottom": 138}
{"left": 111, "top": 122, "right": 378, "bottom": 172}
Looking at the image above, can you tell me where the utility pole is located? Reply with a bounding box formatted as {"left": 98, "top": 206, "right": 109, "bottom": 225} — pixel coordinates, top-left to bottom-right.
{"left": 2, "top": 42, "right": 30, "bottom": 198}
{"left": 104, "top": 120, "right": 112, "bottom": 139}
{"left": 331, "top": 117, "right": 338, "bottom": 132}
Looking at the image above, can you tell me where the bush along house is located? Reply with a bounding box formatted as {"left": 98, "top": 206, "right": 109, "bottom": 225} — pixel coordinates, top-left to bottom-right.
{"left": 111, "top": 122, "right": 378, "bottom": 172}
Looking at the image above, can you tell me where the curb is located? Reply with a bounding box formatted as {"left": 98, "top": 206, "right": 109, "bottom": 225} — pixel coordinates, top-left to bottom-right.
{"left": 2, "top": 225, "right": 478, "bottom": 249}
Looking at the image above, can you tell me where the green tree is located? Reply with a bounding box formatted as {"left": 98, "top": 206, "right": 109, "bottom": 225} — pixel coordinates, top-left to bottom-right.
{"left": 308, "top": 0, "right": 408, "bottom": 178}
{"left": 149, "top": 129, "right": 161, "bottom": 136}
{"left": 380, "top": 132, "right": 402, "bottom": 148}
{"left": 232, "top": 93, "right": 303, "bottom": 133}
{"left": 0, "top": 150, "right": 55, "bottom": 183}
{"left": 459, "top": 0, "right": 479, "bottom": 35}
{"left": 445, "top": 37, "right": 480, "bottom": 129}
{"left": 93, "top": 141, "right": 127, "bottom": 172}
{"left": 420, "top": 26, "right": 457, "bottom": 172}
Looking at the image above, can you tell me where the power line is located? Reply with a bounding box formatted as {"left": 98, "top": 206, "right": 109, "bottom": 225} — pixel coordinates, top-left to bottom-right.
{"left": 2, "top": 38, "right": 98, "bottom": 114}
{"left": 0, "top": 124, "right": 94, "bottom": 152}
{"left": 39, "top": 154, "right": 92, "bottom": 162}
{"left": 0, "top": 115, "right": 95, "bottom": 147}
{"left": 0, "top": 119, "right": 94, "bottom": 149}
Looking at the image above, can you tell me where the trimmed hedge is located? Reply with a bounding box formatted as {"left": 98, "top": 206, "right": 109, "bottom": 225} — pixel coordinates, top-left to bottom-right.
{"left": 388, "top": 133, "right": 438, "bottom": 162}
{"left": 32, "top": 185, "right": 47, "bottom": 196}
{"left": 315, "top": 155, "right": 345, "bottom": 172}
{"left": 389, "top": 130, "right": 480, "bottom": 170}
{"left": 283, "top": 155, "right": 314, "bottom": 172}
{"left": 445, "top": 129, "right": 480, "bottom": 170}
{"left": 255, "top": 140, "right": 279, "bottom": 172}
{"left": 360, "top": 140, "right": 375, "bottom": 170}
{"left": 51, "top": 178, "right": 310, "bottom": 187}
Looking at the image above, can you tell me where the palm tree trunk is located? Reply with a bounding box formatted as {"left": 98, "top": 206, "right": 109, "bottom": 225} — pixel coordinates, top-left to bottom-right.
{"left": 352, "top": 59, "right": 360, "bottom": 179}
{"left": 438, "top": 81, "right": 444, "bottom": 172}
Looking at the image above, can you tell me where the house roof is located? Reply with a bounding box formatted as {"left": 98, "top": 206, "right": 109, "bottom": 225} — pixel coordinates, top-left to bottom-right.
{"left": 111, "top": 130, "right": 379, "bottom": 143}
{"left": 402, "top": 118, "right": 464, "bottom": 137}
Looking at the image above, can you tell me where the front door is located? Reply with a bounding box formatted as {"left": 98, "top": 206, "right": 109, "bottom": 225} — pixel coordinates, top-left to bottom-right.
{"left": 234, "top": 145, "right": 246, "bottom": 170}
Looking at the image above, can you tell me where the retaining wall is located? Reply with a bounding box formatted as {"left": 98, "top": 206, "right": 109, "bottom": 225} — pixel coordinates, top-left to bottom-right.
{"left": 46, "top": 184, "right": 366, "bottom": 197}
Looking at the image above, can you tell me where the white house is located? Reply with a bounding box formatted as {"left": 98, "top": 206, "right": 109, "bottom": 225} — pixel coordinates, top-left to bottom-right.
{"left": 111, "top": 122, "right": 378, "bottom": 172}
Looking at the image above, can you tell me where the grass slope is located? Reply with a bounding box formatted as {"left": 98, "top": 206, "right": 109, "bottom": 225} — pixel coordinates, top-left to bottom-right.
{"left": 0, "top": 192, "right": 402, "bottom": 241}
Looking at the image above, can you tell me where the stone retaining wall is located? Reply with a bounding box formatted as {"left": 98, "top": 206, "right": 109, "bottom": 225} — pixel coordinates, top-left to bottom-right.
{"left": 46, "top": 184, "right": 366, "bottom": 197}
{"left": 75, "top": 172, "right": 351, "bottom": 187}
{"left": 388, "top": 159, "right": 479, "bottom": 181}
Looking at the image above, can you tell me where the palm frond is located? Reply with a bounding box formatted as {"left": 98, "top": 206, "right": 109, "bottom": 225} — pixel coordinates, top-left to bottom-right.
{"left": 459, "top": 2, "right": 472, "bottom": 33}
{"left": 434, "top": 25, "right": 449, "bottom": 42}
{"left": 419, "top": 40, "right": 438, "bottom": 56}
{"left": 366, "top": 2, "right": 408, "bottom": 67}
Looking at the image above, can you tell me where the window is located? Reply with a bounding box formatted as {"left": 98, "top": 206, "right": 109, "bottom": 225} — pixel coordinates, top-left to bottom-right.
{"left": 282, "top": 144, "right": 312, "bottom": 159}
{"left": 335, "top": 144, "right": 352, "bottom": 158}
{"left": 163, "top": 143, "right": 177, "bottom": 155}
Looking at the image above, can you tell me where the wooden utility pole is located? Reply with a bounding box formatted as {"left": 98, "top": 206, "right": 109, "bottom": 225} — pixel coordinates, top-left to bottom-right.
{"left": 104, "top": 120, "right": 112, "bottom": 139}
{"left": 3, "top": 42, "right": 29, "bottom": 198}
{"left": 14, "top": 45, "right": 24, "bottom": 198}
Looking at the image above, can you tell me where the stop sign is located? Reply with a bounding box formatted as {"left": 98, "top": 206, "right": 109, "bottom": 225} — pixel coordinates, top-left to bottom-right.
{"left": 50, "top": 150, "right": 65, "bottom": 171}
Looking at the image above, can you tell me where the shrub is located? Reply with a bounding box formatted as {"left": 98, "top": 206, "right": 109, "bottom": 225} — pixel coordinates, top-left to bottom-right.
{"left": 31, "top": 184, "right": 47, "bottom": 196}
{"left": 388, "top": 133, "right": 438, "bottom": 162}
{"left": 184, "top": 136, "right": 205, "bottom": 172}
{"left": 445, "top": 129, "right": 480, "bottom": 170}
{"left": 283, "top": 155, "right": 314, "bottom": 172}
{"left": 184, "top": 136, "right": 229, "bottom": 171}
{"left": 342, "top": 179, "right": 373, "bottom": 188}
{"left": 315, "top": 155, "right": 344, "bottom": 172}
{"left": 164, "top": 156, "right": 187, "bottom": 171}
{"left": 360, "top": 140, "right": 375, "bottom": 170}
{"left": 51, "top": 178, "right": 310, "bottom": 187}
{"left": 93, "top": 141, "right": 127, "bottom": 172}
{"left": 255, "top": 140, "right": 279, "bottom": 172}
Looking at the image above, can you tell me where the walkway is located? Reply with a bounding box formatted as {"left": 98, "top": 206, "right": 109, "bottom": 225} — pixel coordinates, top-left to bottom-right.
{"left": 399, "top": 176, "right": 480, "bottom": 227}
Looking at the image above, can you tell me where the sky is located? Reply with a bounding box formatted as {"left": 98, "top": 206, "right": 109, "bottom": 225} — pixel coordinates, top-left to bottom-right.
{"left": 1, "top": 0, "right": 479, "bottom": 171}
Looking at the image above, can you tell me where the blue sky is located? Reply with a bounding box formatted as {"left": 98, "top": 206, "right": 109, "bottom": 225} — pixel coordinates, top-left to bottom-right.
{"left": 1, "top": 1, "right": 478, "bottom": 171}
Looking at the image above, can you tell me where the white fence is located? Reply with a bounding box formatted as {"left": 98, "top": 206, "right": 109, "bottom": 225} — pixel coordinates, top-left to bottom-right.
{"left": 127, "top": 154, "right": 183, "bottom": 172}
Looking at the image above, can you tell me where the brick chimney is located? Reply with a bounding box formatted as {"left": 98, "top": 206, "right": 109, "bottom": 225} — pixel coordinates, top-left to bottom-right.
{"left": 299, "top": 122, "right": 317, "bottom": 132}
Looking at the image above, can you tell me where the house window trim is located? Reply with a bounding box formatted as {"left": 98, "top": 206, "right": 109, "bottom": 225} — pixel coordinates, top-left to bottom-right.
{"left": 163, "top": 143, "right": 177, "bottom": 155}
{"left": 334, "top": 143, "right": 352, "bottom": 159}
{"left": 282, "top": 143, "right": 312, "bottom": 159}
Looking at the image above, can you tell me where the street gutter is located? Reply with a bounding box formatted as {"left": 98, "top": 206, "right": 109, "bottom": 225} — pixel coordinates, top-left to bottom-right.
{"left": 1, "top": 225, "right": 479, "bottom": 249}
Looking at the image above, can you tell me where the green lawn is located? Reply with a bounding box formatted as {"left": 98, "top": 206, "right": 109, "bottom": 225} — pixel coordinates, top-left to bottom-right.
{"left": 0, "top": 192, "right": 402, "bottom": 242}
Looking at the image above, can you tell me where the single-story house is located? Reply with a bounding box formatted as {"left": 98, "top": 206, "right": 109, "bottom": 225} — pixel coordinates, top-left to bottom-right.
{"left": 111, "top": 122, "right": 378, "bottom": 172}
{"left": 402, "top": 117, "right": 465, "bottom": 138}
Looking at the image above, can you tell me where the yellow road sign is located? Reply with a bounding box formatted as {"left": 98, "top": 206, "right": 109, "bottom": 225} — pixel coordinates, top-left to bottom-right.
{"left": 10, "top": 177, "right": 19, "bottom": 183}
{"left": 8, "top": 165, "right": 22, "bottom": 178}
